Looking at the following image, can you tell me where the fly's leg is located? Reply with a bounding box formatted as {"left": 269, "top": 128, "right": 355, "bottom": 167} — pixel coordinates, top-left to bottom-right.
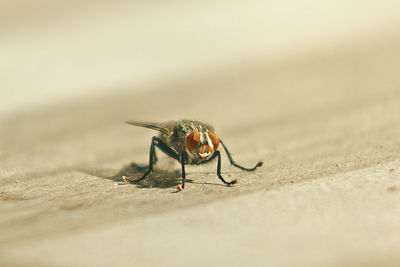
{"left": 131, "top": 137, "right": 156, "bottom": 183}
{"left": 152, "top": 148, "right": 158, "bottom": 165}
{"left": 180, "top": 152, "right": 187, "bottom": 189}
{"left": 215, "top": 150, "right": 238, "bottom": 186}
{"left": 130, "top": 136, "right": 179, "bottom": 183}
{"left": 220, "top": 140, "right": 263, "bottom": 171}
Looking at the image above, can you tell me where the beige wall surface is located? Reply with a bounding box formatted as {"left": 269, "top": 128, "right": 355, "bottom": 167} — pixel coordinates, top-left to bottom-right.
{"left": 1, "top": 1, "right": 400, "bottom": 266}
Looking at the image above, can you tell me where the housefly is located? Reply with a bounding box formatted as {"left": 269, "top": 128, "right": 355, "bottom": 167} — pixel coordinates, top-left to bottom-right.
{"left": 126, "top": 120, "right": 263, "bottom": 190}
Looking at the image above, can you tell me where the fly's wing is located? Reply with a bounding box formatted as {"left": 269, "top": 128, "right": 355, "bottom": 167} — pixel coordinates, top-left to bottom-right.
{"left": 125, "top": 121, "right": 169, "bottom": 134}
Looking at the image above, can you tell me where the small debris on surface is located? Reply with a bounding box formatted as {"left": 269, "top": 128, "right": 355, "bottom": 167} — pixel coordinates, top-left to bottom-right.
{"left": 114, "top": 176, "right": 130, "bottom": 186}
{"left": 171, "top": 185, "right": 183, "bottom": 193}
{"left": 387, "top": 185, "right": 399, "bottom": 192}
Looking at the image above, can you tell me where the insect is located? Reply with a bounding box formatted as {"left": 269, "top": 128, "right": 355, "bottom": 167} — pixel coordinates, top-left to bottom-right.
{"left": 126, "top": 120, "right": 263, "bottom": 190}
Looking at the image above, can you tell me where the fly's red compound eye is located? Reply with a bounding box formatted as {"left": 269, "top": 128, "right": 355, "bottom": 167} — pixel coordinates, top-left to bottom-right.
{"left": 186, "top": 132, "right": 201, "bottom": 151}
{"left": 207, "top": 132, "right": 219, "bottom": 150}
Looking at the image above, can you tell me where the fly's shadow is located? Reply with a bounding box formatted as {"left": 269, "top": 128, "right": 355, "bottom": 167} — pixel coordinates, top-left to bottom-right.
{"left": 82, "top": 162, "right": 189, "bottom": 188}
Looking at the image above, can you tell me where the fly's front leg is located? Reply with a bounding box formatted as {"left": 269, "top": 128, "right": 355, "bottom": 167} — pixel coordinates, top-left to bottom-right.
{"left": 130, "top": 136, "right": 179, "bottom": 184}
{"left": 220, "top": 140, "right": 263, "bottom": 171}
{"left": 171, "top": 152, "right": 188, "bottom": 193}
{"left": 215, "top": 150, "right": 238, "bottom": 186}
{"left": 180, "top": 152, "right": 187, "bottom": 189}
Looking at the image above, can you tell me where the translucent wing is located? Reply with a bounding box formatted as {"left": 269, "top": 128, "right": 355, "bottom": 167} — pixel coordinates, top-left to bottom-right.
{"left": 125, "top": 121, "right": 169, "bottom": 134}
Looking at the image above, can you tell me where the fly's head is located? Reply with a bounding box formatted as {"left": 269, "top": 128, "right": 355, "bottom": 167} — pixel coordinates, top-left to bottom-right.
{"left": 185, "top": 130, "right": 219, "bottom": 161}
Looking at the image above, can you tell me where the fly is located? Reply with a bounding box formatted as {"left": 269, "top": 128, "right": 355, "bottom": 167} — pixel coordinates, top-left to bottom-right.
{"left": 126, "top": 120, "right": 263, "bottom": 190}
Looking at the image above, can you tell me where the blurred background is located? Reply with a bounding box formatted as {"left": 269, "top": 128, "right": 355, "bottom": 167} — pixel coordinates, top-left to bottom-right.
{"left": 1, "top": 0, "right": 400, "bottom": 116}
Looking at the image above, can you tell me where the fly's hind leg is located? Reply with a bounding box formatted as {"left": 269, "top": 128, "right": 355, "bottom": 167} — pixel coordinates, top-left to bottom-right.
{"left": 130, "top": 136, "right": 179, "bottom": 184}
{"left": 220, "top": 140, "right": 263, "bottom": 171}
{"left": 215, "top": 151, "right": 238, "bottom": 186}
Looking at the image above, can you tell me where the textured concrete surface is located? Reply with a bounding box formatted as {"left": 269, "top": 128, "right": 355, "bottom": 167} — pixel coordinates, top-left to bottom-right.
{"left": 1, "top": 1, "right": 400, "bottom": 266}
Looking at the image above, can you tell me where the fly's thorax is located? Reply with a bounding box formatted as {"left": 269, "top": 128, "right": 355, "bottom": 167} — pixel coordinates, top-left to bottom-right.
{"left": 185, "top": 130, "right": 219, "bottom": 163}
{"left": 164, "top": 120, "right": 215, "bottom": 155}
